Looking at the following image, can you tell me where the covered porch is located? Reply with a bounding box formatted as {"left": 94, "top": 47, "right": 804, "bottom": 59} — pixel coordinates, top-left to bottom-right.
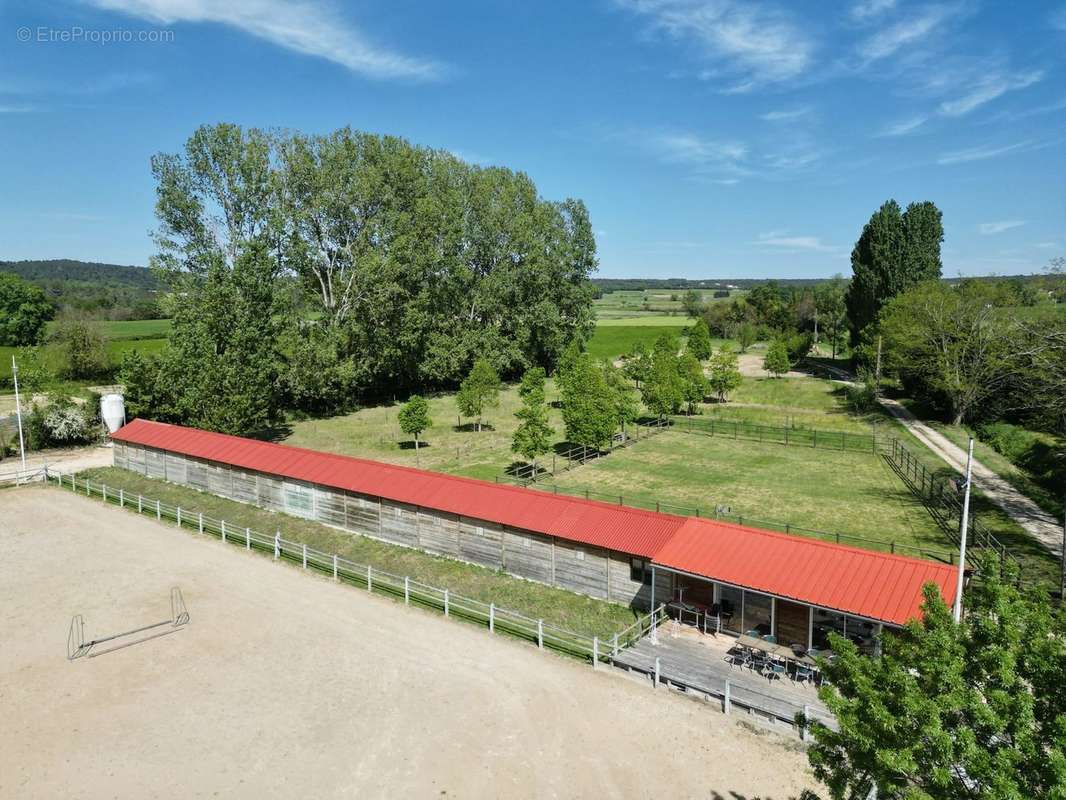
{"left": 649, "top": 563, "right": 885, "bottom": 655}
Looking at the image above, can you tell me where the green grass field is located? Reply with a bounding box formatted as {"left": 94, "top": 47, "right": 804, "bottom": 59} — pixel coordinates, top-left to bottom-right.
{"left": 704, "top": 377, "right": 892, "bottom": 434}
{"left": 282, "top": 381, "right": 567, "bottom": 481}
{"left": 77, "top": 466, "right": 638, "bottom": 639}
{"left": 548, "top": 431, "right": 951, "bottom": 556}
{"left": 593, "top": 288, "right": 743, "bottom": 320}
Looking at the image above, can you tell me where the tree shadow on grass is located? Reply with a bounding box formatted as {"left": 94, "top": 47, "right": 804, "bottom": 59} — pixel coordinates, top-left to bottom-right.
{"left": 397, "top": 440, "right": 432, "bottom": 451}
{"left": 253, "top": 422, "right": 294, "bottom": 443}
{"left": 452, "top": 422, "right": 496, "bottom": 433}
{"left": 504, "top": 460, "right": 551, "bottom": 481}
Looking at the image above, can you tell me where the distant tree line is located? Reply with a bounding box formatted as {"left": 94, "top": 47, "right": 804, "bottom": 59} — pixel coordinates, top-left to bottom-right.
{"left": 0, "top": 259, "right": 163, "bottom": 321}
{"left": 121, "top": 123, "right": 597, "bottom": 435}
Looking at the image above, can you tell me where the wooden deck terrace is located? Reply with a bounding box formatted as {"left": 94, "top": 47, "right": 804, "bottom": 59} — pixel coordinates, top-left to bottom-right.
{"left": 610, "top": 622, "right": 836, "bottom": 735}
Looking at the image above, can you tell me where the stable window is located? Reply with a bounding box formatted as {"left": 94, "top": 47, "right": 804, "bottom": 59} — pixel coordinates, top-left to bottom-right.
{"left": 630, "top": 558, "right": 651, "bottom": 584}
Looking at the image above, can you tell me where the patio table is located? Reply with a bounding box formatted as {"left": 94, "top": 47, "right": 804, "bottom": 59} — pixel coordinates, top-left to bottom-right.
{"left": 737, "top": 634, "right": 820, "bottom": 669}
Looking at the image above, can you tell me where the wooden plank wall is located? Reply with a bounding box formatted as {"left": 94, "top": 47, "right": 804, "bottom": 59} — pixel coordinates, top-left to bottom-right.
{"left": 118, "top": 446, "right": 662, "bottom": 612}
{"left": 112, "top": 442, "right": 128, "bottom": 469}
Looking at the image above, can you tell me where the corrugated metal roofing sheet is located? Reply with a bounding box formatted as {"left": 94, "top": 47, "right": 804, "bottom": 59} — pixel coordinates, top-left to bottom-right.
{"left": 111, "top": 419, "right": 685, "bottom": 558}
{"left": 653, "top": 517, "right": 957, "bottom": 626}
{"left": 112, "top": 419, "right": 957, "bottom": 625}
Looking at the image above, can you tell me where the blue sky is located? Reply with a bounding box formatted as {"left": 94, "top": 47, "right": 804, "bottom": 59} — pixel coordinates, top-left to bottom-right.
{"left": 1, "top": 0, "right": 1063, "bottom": 279}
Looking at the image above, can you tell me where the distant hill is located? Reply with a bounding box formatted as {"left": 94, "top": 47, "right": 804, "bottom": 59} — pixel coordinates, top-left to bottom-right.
{"left": 0, "top": 259, "right": 164, "bottom": 320}
{"left": 0, "top": 259, "right": 159, "bottom": 290}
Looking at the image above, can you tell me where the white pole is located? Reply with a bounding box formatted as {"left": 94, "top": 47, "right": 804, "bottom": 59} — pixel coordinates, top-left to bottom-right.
{"left": 333, "top": 554, "right": 338, "bottom": 580}
{"left": 11, "top": 356, "right": 26, "bottom": 472}
{"left": 953, "top": 438, "right": 974, "bottom": 624}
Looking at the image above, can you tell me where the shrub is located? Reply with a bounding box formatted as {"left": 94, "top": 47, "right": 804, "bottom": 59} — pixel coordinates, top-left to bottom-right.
{"left": 976, "top": 422, "right": 1036, "bottom": 464}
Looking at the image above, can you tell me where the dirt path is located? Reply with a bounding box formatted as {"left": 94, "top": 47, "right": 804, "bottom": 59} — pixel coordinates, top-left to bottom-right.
{"left": 0, "top": 444, "right": 113, "bottom": 477}
{"left": 0, "top": 487, "right": 819, "bottom": 799}
{"left": 878, "top": 398, "right": 1063, "bottom": 559}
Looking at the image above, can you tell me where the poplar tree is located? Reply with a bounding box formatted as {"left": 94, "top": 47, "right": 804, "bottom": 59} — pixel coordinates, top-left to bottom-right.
{"left": 687, "top": 318, "right": 714, "bottom": 361}
{"left": 512, "top": 369, "right": 554, "bottom": 478}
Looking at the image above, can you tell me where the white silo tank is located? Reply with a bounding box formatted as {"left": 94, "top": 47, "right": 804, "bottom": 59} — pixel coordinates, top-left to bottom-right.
{"left": 100, "top": 393, "right": 126, "bottom": 434}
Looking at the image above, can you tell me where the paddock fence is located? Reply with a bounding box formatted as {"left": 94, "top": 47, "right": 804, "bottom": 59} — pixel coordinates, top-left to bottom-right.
{"left": 494, "top": 473, "right": 961, "bottom": 565}
{"left": 508, "top": 418, "right": 670, "bottom": 481}
{"left": 651, "top": 414, "right": 888, "bottom": 455}
{"left": 886, "top": 438, "right": 1020, "bottom": 574}
{"left": 44, "top": 471, "right": 834, "bottom": 738}
{"left": 0, "top": 465, "right": 49, "bottom": 487}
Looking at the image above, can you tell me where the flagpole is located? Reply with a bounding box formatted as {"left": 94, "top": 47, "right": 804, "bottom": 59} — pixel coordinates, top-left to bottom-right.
{"left": 12, "top": 355, "right": 27, "bottom": 472}
{"left": 953, "top": 437, "right": 974, "bottom": 623}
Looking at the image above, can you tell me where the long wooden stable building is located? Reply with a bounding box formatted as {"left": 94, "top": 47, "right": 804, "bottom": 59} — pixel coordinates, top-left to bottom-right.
{"left": 111, "top": 419, "right": 957, "bottom": 650}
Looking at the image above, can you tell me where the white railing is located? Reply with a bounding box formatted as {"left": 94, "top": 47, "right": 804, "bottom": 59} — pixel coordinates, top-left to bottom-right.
{"left": 47, "top": 471, "right": 835, "bottom": 739}
{"left": 0, "top": 465, "right": 49, "bottom": 487}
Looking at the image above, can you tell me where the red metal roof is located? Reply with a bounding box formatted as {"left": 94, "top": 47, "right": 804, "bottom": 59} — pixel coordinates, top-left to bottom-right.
{"left": 113, "top": 419, "right": 957, "bottom": 624}
{"left": 111, "top": 419, "right": 685, "bottom": 558}
{"left": 653, "top": 517, "right": 956, "bottom": 626}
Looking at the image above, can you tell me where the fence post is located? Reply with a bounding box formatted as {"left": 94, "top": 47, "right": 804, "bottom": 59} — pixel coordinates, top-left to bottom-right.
{"left": 138, "top": 495, "right": 142, "bottom": 513}
{"left": 199, "top": 512, "right": 203, "bottom": 534}
{"left": 724, "top": 680, "right": 731, "bottom": 714}
{"left": 654, "top": 657, "right": 660, "bottom": 688}
{"left": 103, "top": 485, "right": 107, "bottom": 503}
{"left": 176, "top": 506, "right": 181, "bottom": 527}
{"left": 333, "top": 554, "right": 338, "bottom": 580}
{"left": 246, "top": 526, "right": 251, "bottom": 550}
{"left": 613, "top": 632, "right": 619, "bottom": 657}
{"left": 119, "top": 488, "right": 124, "bottom": 508}
{"left": 367, "top": 565, "right": 372, "bottom": 593}
{"left": 489, "top": 603, "right": 495, "bottom": 633}
{"left": 593, "top": 636, "right": 599, "bottom": 670}
{"left": 221, "top": 519, "right": 226, "bottom": 543}
{"left": 538, "top": 619, "right": 544, "bottom": 650}
{"left": 802, "top": 705, "right": 810, "bottom": 742}
{"left": 156, "top": 499, "right": 161, "bottom": 521}
{"left": 302, "top": 543, "right": 307, "bottom": 569}
{"left": 404, "top": 576, "right": 410, "bottom": 604}
{"left": 274, "top": 531, "right": 280, "bottom": 560}
{"left": 813, "top": 430, "right": 817, "bottom": 448}
{"left": 444, "top": 589, "right": 449, "bottom": 617}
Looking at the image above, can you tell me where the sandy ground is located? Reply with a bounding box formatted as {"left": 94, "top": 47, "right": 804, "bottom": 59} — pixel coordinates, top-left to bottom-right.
{"left": 0, "top": 444, "right": 113, "bottom": 477}
{"left": 0, "top": 486, "right": 818, "bottom": 800}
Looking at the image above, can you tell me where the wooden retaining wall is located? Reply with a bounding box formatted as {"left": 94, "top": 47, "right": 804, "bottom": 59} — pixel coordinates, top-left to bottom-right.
{"left": 116, "top": 445, "right": 662, "bottom": 612}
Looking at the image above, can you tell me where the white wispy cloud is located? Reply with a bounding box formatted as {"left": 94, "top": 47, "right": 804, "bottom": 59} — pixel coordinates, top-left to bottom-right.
{"left": 978, "top": 220, "right": 1026, "bottom": 235}
{"left": 755, "top": 232, "right": 838, "bottom": 252}
{"left": 617, "top": 0, "right": 814, "bottom": 91}
{"left": 86, "top": 0, "right": 445, "bottom": 80}
{"left": 1034, "top": 241, "right": 1060, "bottom": 249}
{"left": 937, "top": 140, "right": 1032, "bottom": 165}
{"left": 857, "top": 4, "right": 958, "bottom": 63}
{"left": 649, "top": 131, "right": 749, "bottom": 165}
{"left": 939, "top": 70, "right": 1043, "bottom": 116}
{"left": 851, "top": 0, "right": 897, "bottom": 22}
{"left": 877, "top": 115, "right": 927, "bottom": 136}
{"left": 760, "top": 107, "right": 812, "bottom": 122}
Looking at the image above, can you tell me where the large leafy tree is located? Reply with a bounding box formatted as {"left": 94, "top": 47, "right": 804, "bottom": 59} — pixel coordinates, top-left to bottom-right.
{"left": 805, "top": 556, "right": 1066, "bottom": 800}
{"left": 846, "top": 200, "right": 943, "bottom": 343}
{"left": 621, "top": 340, "right": 652, "bottom": 388}
{"left": 687, "top": 318, "right": 714, "bottom": 361}
{"left": 559, "top": 351, "right": 615, "bottom": 450}
{"left": 642, "top": 334, "right": 685, "bottom": 419}
{"left": 456, "top": 358, "right": 502, "bottom": 431}
{"left": 603, "top": 360, "right": 640, "bottom": 440}
{"left": 0, "top": 272, "right": 52, "bottom": 346}
{"left": 146, "top": 124, "right": 288, "bottom": 435}
{"left": 814, "top": 275, "right": 849, "bottom": 359}
{"left": 511, "top": 368, "right": 554, "bottom": 477}
{"left": 51, "top": 315, "right": 109, "bottom": 379}
{"left": 707, "top": 348, "right": 742, "bottom": 402}
{"left": 878, "top": 281, "right": 1017, "bottom": 425}
{"left": 763, "top": 339, "right": 790, "bottom": 378}
{"left": 678, "top": 352, "right": 708, "bottom": 414}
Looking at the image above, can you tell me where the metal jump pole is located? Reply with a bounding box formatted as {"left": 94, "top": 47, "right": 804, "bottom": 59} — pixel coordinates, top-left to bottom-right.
{"left": 953, "top": 438, "right": 974, "bottom": 624}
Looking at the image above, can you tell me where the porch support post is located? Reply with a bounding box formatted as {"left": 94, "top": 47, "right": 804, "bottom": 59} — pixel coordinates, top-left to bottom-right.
{"left": 650, "top": 565, "right": 658, "bottom": 644}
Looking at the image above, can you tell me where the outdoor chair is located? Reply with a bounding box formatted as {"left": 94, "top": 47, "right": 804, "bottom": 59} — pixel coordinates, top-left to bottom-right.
{"left": 792, "top": 663, "right": 816, "bottom": 685}
{"left": 762, "top": 634, "right": 777, "bottom": 644}
{"left": 725, "top": 646, "right": 750, "bottom": 670}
